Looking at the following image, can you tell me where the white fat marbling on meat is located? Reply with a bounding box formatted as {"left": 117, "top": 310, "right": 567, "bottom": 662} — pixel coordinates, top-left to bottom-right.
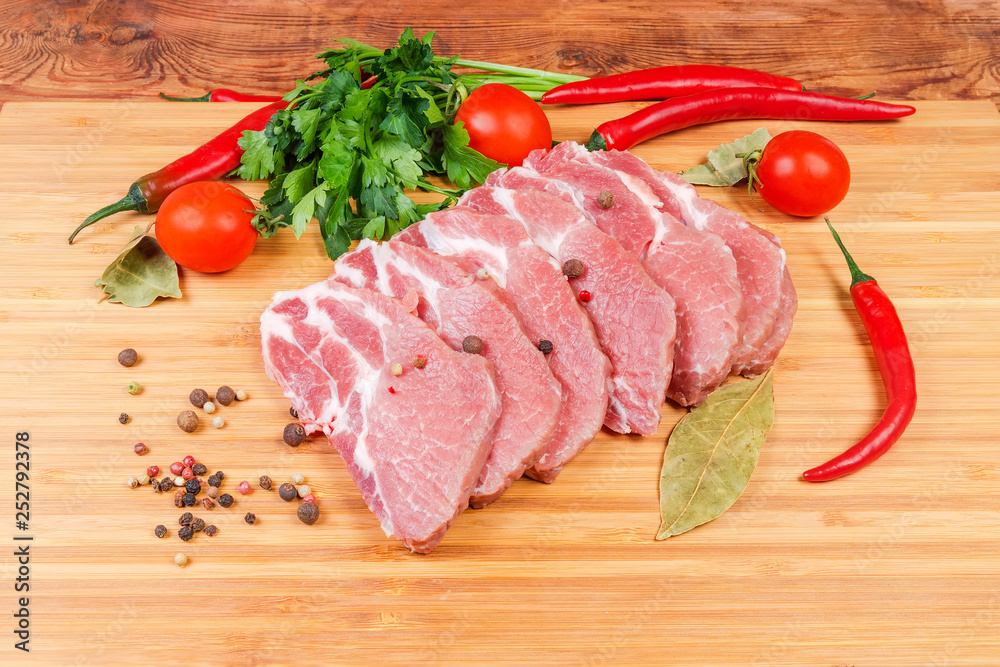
{"left": 419, "top": 220, "right": 511, "bottom": 288}
{"left": 617, "top": 171, "right": 664, "bottom": 210}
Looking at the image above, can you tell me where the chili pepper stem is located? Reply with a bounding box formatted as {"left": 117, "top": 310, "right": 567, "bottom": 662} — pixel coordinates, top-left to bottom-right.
{"left": 825, "top": 218, "right": 875, "bottom": 287}
{"left": 158, "top": 92, "right": 212, "bottom": 102}
{"left": 585, "top": 131, "right": 608, "bottom": 152}
{"left": 69, "top": 183, "right": 148, "bottom": 244}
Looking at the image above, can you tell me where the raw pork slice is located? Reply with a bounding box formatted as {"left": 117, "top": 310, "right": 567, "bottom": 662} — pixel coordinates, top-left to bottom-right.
{"left": 399, "top": 206, "right": 613, "bottom": 481}
{"left": 461, "top": 184, "right": 676, "bottom": 435}
{"left": 517, "top": 143, "right": 746, "bottom": 405}
{"left": 260, "top": 280, "right": 501, "bottom": 553}
{"left": 335, "top": 239, "right": 562, "bottom": 506}
{"left": 587, "top": 153, "right": 788, "bottom": 376}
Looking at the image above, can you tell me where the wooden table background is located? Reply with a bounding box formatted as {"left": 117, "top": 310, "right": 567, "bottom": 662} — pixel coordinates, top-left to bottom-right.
{"left": 2, "top": 0, "right": 999, "bottom": 107}
{"left": 2, "top": 2, "right": 1000, "bottom": 666}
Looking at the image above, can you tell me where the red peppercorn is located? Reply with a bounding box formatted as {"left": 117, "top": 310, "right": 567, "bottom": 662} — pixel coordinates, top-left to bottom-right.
{"left": 181, "top": 467, "right": 194, "bottom": 480}
{"left": 182, "top": 455, "right": 196, "bottom": 467}
{"left": 578, "top": 290, "right": 592, "bottom": 303}
{"left": 169, "top": 461, "right": 184, "bottom": 476}
{"left": 238, "top": 481, "right": 251, "bottom": 495}
{"left": 133, "top": 443, "right": 148, "bottom": 456}
{"left": 301, "top": 494, "right": 316, "bottom": 504}
{"left": 147, "top": 465, "right": 160, "bottom": 477}
{"left": 388, "top": 386, "right": 397, "bottom": 394}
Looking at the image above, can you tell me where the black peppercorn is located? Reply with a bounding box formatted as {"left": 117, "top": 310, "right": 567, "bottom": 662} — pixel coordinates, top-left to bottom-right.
{"left": 562, "top": 259, "right": 585, "bottom": 279}
{"left": 204, "top": 525, "right": 218, "bottom": 537}
{"left": 216, "top": 386, "right": 236, "bottom": 406}
{"left": 259, "top": 475, "right": 273, "bottom": 491}
{"left": 178, "top": 525, "right": 194, "bottom": 542}
{"left": 217, "top": 493, "right": 234, "bottom": 508}
{"left": 283, "top": 423, "right": 306, "bottom": 447}
{"left": 119, "top": 413, "right": 130, "bottom": 425}
{"left": 160, "top": 477, "right": 174, "bottom": 492}
{"left": 154, "top": 524, "right": 167, "bottom": 538}
{"left": 207, "top": 474, "right": 221, "bottom": 488}
{"left": 462, "top": 335, "right": 484, "bottom": 355}
{"left": 179, "top": 512, "right": 193, "bottom": 526}
{"left": 191, "top": 463, "right": 208, "bottom": 476}
{"left": 297, "top": 502, "right": 320, "bottom": 525}
{"left": 173, "top": 489, "right": 185, "bottom": 508}
{"left": 118, "top": 348, "right": 138, "bottom": 367}
{"left": 597, "top": 189, "right": 615, "bottom": 209}
{"left": 189, "top": 388, "right": 210, "bottom": 408}
{"left": 183, "top": 492, "right": 197, "bottom": 507}
{"left": 289, "top": 406, "right": 298, "bottom": 419}
{"left": 185, "top": 479, "right": 201, "bottom": 495}
{"left": 538, "top": 339, "right": 554, "bottom": 355}
{"left": 244, "top": 512, "right": 256, "bottom": 525}
{"left": 191, "top": 518, "right": 206, "bottom": 533}
{"left": 150, "top": 478, "right": 161, "bottom": 493}
{"left": 278, "top": 483, "right": 297, "bottom": 502}
{"left": 215, "top": 471, "right": 225, "bottom": 482}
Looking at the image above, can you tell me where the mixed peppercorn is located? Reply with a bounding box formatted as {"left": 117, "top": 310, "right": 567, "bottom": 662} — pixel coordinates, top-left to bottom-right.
{"left": 115, "top": 348, "right": 322, "bottom": 567}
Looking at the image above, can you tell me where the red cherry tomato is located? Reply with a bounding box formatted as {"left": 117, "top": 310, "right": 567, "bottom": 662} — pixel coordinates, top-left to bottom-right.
{"left": 154, "top": 181, "right": 258, "bottom": 273}
{"left": 755, "top": 130, "right": 851, "bottom": 217}
{"left": 454, "top": 83, "right": 552, "bottom": 167}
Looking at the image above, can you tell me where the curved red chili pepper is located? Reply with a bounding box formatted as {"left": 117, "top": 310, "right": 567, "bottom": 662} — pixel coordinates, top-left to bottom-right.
{"left": 802, "top": 221, "right": 917, "bottom": 481}
{"left": 159, "top": 89, "right": 284, "bottom": 103}
{"left": 69, "top": 100, "right": 289, "bottom": 243}
{"left": 542, "top": 65, "right": 802, "bottom": 105}
{"left": 586, "top": 88, "right": 916, "bottom": 151}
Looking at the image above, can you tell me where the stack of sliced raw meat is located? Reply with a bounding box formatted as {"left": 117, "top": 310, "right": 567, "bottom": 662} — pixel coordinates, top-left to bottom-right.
{"left": 260, "top": 144, "right": 797, "bottom": 553}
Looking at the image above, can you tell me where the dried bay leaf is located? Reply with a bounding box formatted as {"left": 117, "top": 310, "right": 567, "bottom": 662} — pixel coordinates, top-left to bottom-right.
{"left": 96, "top": 226, "right": 181, "bottom": 307}
{"left": 657, "top": 369, "right": 774, "bottom": 539}
{"left": 680, "top": 127, "right": 773, "bottom": 187}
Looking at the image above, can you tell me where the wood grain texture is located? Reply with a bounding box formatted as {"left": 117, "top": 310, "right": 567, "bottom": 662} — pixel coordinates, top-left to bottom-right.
{"left": 1, "top": 0, "right": 999, "bottom": 107}
{"left": 2, "top": 101, "right": 1000, "bottom": 665}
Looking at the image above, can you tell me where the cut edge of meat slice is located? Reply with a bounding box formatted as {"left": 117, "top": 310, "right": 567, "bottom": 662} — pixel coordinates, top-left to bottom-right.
{"left": 334, "top": 239, "right": 562, "bottom": 507}
{"left": 598, "top": 156, "right": 785, "bottom": 377}
{"left": 412, "top": 207, "right": 613, "bottom": 481}
{"left": 462, "top": 182, "right": 675, "bottom": 435}
{"left": 260, "top": 280, "right": 501, "bottom": 553}
{"left": 523, "top": 144, "right": 747, "bottom": 406}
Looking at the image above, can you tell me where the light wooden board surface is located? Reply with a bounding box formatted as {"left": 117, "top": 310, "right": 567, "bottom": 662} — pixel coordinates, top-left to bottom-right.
{"left": 1, "top": 100, "right": 999, "bottom": 666}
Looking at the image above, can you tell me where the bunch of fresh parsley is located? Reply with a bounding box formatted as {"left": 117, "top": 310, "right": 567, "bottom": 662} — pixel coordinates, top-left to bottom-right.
{"left": 237, "top": 28, "right": 582, "bottom": 260}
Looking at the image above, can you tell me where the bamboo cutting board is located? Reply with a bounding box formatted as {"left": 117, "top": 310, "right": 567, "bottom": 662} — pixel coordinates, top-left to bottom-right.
{"left": 1, "top": 100, "right": 999, "bottom": 666}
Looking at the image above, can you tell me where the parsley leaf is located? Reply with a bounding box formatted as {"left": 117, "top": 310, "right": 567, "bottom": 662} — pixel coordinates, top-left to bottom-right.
{"left": 236, "top": 27, "right": 563, "bottom": 260}
{"left": 442, "top": 122, "right": 503, "bottom": 189}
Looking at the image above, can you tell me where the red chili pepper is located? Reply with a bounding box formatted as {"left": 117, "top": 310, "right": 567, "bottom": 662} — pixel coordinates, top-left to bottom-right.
{"left": 586, "top": 88, "right": 916, "bottom": 151}
{"left": 69, "top": 100, "right": 289, "bottom": 243}
{"left": 542, "top": 65, "right": 802, "bottom": 105}
{"left": 802, "top": 221, "right": 916, "bottom": 482}
{"left": 159, "top": 89, "right": 285, "bottom": 103}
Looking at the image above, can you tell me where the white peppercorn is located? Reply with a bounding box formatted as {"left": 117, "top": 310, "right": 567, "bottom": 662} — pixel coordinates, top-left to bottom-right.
{"left": 127, "top": 476, "right": 139, "bottom": 489}
{"left": 174, "top": 553, "right": 188, "bottom": 567}
{"left": 292, "top": 473, "right": 305, "bottom": 485}
{"left": 203, "top": 401, "right": 216, "bottom": 414}
{"left": 235, "top": 389, "right": 247, "bottom": 401}
{"left": 212, "top": 416, "right": 224, "bottom": 429}
{"left": 297, "top": 484, "right": 312, "bottom": 498}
